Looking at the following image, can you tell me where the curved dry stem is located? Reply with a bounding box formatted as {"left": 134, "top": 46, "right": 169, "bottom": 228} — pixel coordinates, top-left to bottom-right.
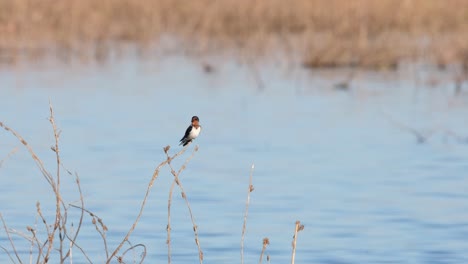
{"left": 0, "top": 122, "right": 55, "bottom": 189}
{"left": 63, "top": 231, "right": 93, "bottom": 264}
{"left": 165, "top": 144, "right": 202, "bottom": 264}
{"left": 0, "top": 213, "right": 23, "bottom": 264}
{"left": 106, "top": 145, "right": 189, "bottom": 264}
{"left": 1, "top": 108, "right": 207, "bottom": 263}
{"left": 0, "top": 116, "right": 64, "bottom": 263}
{"left": 69, "top": 204, "right": 109, "bottom": 260}
{"left": 241, "top": 164, "right": 255, "bottom": 264}
{"left": 0, "top": 146, "right": 18, "bottom": 168}
{"left": 26, "top": 225, "right": 43, "bottom": 264}
{"left": 35, "top": 201, "right": 52, "bottom": 259}
{"left": 119, "top": 243, "right": 147, "bottom": 264}
{"left": 0, "top": 244, "right": 17, "bottom": 263}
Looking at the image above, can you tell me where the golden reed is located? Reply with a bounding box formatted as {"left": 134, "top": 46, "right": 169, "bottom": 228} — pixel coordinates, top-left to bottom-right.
{"left": 1, "top": 0, "right": 467, "bottom": 68}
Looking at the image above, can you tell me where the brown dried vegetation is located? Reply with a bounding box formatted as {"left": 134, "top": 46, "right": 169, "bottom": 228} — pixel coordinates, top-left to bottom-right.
{"left": 0, "top": 0, "right": 467, "bottom": 68}
{"left": 0, "top": 105, "right": 304, "bottom": 263}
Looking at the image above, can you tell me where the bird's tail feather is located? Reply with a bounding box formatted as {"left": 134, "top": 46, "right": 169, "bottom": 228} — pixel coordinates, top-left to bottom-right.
{"left": 179, "top": 139, "right": 190, "bottom": 146}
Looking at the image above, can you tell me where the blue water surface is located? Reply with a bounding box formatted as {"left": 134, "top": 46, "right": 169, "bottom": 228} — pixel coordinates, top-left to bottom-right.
{"left": 1, "top": 57, "right": 468, "bottom": 263}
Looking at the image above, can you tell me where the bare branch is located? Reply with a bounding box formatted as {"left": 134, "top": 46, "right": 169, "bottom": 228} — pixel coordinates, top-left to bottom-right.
{"left": 0, "top": 146, "right": 19, "bottom": 168}
{"left": 259, "top": 238, "right": 269, "bottom": 264}
{"left": 291, "top": 220, "right": 304, "bottom": 264}
{"left": 165, "top": 144, "right": 202, "bottom": 264}
{"left": 106, "top": 144, "right": 190, "bottom": 263}
{"left": 119, "top": 243, "right": 147, "bottom": 264}
{"left": 0, "top": 213, "right": 23, "bottom": 264}
{"left": 241, "top": 164, "right": 255, "bottom": 264}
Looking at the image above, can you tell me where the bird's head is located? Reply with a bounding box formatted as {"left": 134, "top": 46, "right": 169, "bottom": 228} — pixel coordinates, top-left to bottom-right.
{"left": 191, "top": 116, "right": 200, "bottom": 127}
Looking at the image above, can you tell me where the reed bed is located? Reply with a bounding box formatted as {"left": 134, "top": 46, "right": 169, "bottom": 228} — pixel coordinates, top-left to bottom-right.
{"left": 1, "top": 0, "right": 467, "bottom": 68}
{"left": 0, "top": 105, "right": 304, "bottom": 263}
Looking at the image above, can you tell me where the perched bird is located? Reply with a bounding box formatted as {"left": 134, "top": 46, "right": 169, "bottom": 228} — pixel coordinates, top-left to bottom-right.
{"left": 179, "top": 116, "right": 201, "bottom": 146}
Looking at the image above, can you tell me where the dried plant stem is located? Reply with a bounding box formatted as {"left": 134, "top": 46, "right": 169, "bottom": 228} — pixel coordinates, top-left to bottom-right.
{"left": 165, "top": 144, "right": 202, "bottom": 264}
{"left": 0, "top": 213, "right": 22, "bottom": 263}
{"left": 0, "top": 108, "right": 66, "bottom": 263}
{"left": 69, "top": 204, "right": 108, "bottom": 260}
{"left": 48, "top": 101, "right": 66, "bottom": 262}
{"left": 63, "top": 174, "right": 86, "bottom": 262}
{"left": 36, "top": 202, "right": 51, "bottom": 259}
{"left": 69, "top": 239, "right": 73, "bottom": 264}
{"left": 0, "top": 121, "right": 55, "bottom": 188}
{"left": 259, "top": 238, "right": 270, "bottom": 264}
{"left": 0, "top": 146, "right": 18, "bottom": 168}
{"left": 119, "top": 243, "right": 146, "bottom": 264}
{"left": 106, "top": 145, "right": 189, "bottom": 264}
{"left": 26, "top": 224, "right": 42, "bottom": 264}
{"left": 3, "top": 0, "right": 467, "bottom": 68}
{"left": 1, "top": 106, "right": 207, "bottom": 263}
{"left": 0, "top": 244, "right": 16, "bottom": 263}
{"left": 64, "top": 230, "right": 92, "bottom": 264}
{"left": 165, "top": 146, "right": 188, "bottom": 264}
{"left": 291, "top": 220, "right": 304, "bottom": 264}
{"left": 2, "top": 105, "right": 171, "bottom": 263}
{"left": 27, "top": 226, "right": 35, "bottom": 263}
{"left": 241, "top": 164, "right": 255, "bottom": 264}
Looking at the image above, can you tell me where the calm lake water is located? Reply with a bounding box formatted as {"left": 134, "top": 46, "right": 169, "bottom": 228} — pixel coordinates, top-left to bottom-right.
{"left": 1, "top": 57, "right": 468, "bottom": 263}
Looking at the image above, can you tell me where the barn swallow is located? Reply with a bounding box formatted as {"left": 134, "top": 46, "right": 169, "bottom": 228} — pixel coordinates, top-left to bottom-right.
{"left": 179, "top": 116, "right": 201, "bottom": 146}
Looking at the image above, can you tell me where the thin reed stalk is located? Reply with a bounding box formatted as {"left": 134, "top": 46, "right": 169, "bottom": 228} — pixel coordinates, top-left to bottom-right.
{"left": 63, "top": 173, "right": 86, "bottom": 262}
{"left": 106, "top": 145, "right": 190, "bottom": 263}
{"left": 69, "top": 204, "right": 109, "bottom": 258}
{"left": 259, "top": 237, "right": 269, "bottom": 264}
{"left": 0, "top": 105, "right": 307, "bottom": 263}
{"left": 241, "top": 164, "right": 255, "bottom": 264}
{"left": 119, "top": 243, "right": 146, "bottom": 264}
{"left": 165, "top": 144, "right": 203, "bottom": 264}
{"left": 0, "top": 121, "right": 55, "bottom": 188}
{"left": 35, "top": 202, "right": 47, "bottom": 256}
{"left": 1, "top": 105, "right": 202, "bottom": 263}
{"left": 0, "top": 213, "right": 22, "bottom": 263}
{"left": 0, "top": 108, "right": 68, "bottom": 263}
{"left": 48, "top": 101, "right": 67, "bottom": 262}
{"left": 291, "top": 220, "right": 304, "bottom": 264}
{"left": 0, "top": 147, "right": 18, "bottom": 168}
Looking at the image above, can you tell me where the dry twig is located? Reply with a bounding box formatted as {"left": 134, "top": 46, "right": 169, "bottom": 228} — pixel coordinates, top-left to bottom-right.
{"left": 291, "top": 220, "right": 304, "bottom": 264}
{"left": 106, "top": 145, "right": 190, "bottom": 263}
{"left": 259, "top": 237, "right": 269, "bottom": 264}
{"left": 0, "top": 213, "right": 22, "bottom": 263}
{"left": 241, "top": 164, "right": 255, "bottom": 264}
{"left": 165, "top": 144, "right": 203, "bottom": 264}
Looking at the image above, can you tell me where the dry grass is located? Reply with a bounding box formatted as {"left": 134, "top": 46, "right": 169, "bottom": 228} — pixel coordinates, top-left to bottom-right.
{"left": 165, "top": 145, "right": 203, "bottom": 264}
{"left": 241, "top": 164, "right": 255, "bottom": 264}
{"left": 0, "top": 0, "right": 467, "bottom": 68}
{"left": 0, "top": 105, "right": 305, "bottom": 263}
{"left": 0, "top": 104, "right": 195, "bottom": 263}
{"left": 259, "top": 237, "right": 270, "bottom": 264}
{"left": 291, "top": 220, "right": 304, "bottom": 264}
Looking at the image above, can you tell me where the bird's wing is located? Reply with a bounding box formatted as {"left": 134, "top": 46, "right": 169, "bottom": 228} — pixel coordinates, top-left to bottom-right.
{"left": 180, "top": 125, "right": 192, "bottom": 141}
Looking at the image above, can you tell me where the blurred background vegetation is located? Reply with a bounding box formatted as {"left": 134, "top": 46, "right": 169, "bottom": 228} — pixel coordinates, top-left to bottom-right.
{"left": 1, "top": 0, "right": 467, "bottom": 69}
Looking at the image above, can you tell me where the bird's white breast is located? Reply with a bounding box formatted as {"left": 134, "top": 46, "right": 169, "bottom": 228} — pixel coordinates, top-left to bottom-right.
{"left": 189, "top": 126, "right": 201, "bottom": 139}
